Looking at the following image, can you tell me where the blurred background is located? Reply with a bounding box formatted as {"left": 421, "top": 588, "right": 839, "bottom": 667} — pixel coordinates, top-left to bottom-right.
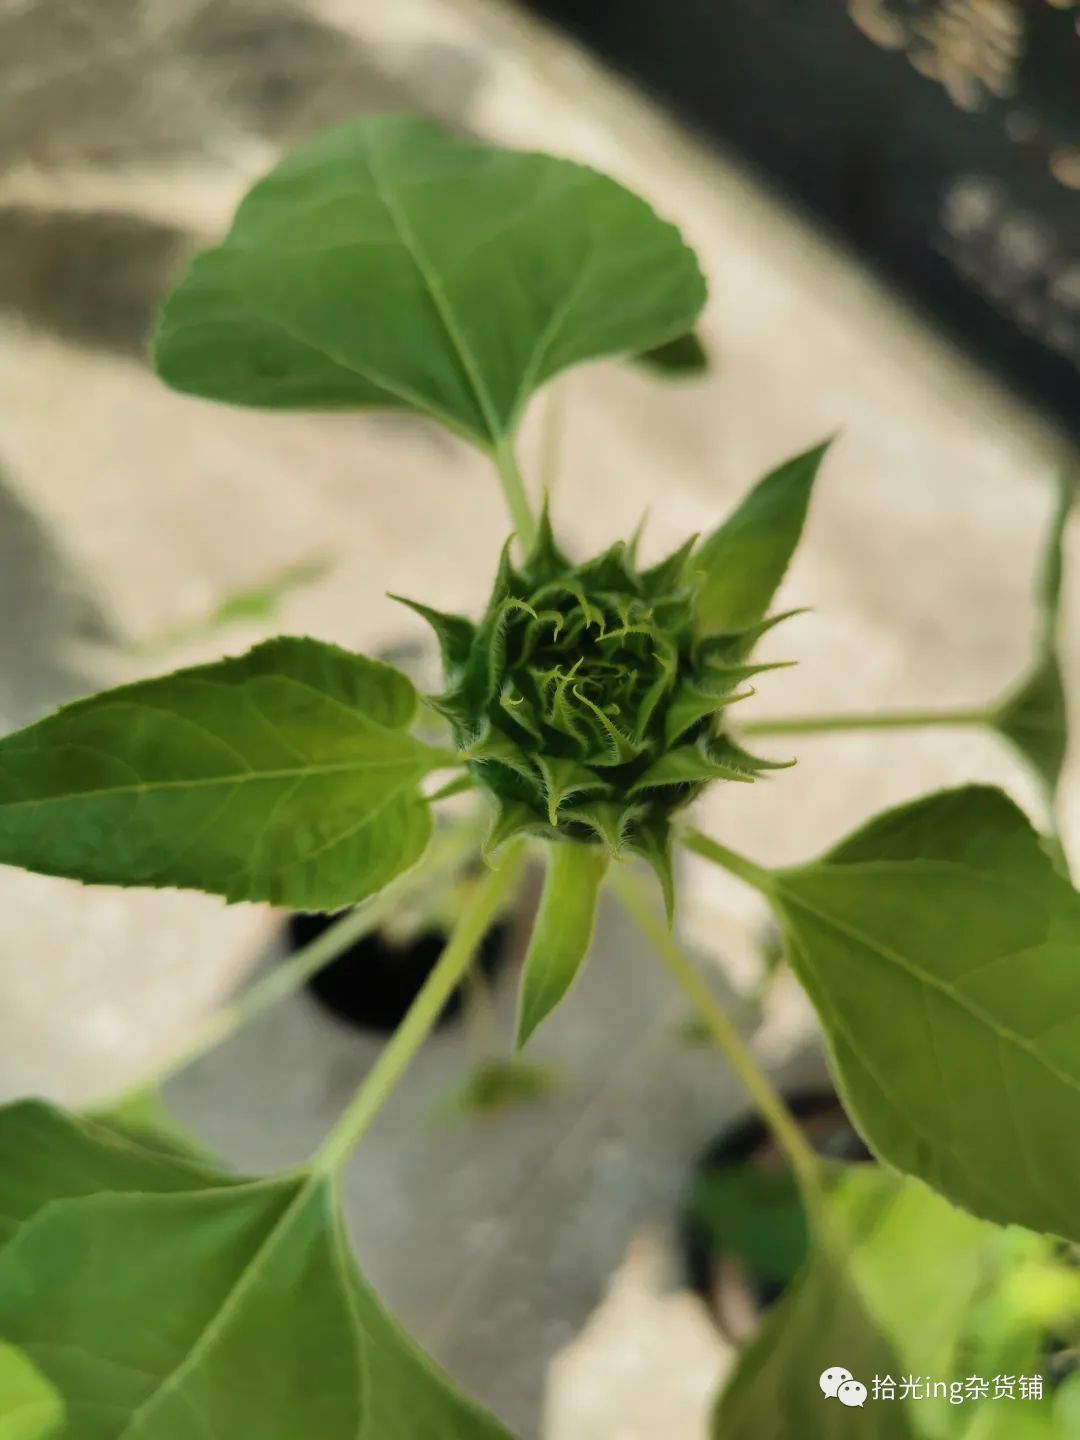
{"left": 0, "top": 1, "right": 1077, "bottom": 1436}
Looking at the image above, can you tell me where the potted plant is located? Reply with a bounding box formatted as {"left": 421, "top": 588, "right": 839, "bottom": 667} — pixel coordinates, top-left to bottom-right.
{"left": 0, "top": 114, "right": 1078, "bottom": 1438}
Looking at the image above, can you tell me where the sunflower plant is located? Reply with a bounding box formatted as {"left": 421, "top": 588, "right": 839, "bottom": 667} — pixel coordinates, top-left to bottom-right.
{"left": 0, "top": 116, "right": 1078, "bottom": 1439}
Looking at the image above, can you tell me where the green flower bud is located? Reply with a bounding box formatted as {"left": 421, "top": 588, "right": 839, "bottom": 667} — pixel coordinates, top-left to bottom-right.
{"left": 397, "top": 511, "right": 791, "bottom": 912}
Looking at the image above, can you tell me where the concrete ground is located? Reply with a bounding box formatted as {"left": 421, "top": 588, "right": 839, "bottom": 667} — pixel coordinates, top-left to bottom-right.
{"left": 0, "top": 1, "right": 1076, "bottom": 1435}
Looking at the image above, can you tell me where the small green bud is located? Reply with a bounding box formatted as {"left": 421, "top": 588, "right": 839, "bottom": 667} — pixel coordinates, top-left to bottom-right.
{"left": 401, "top": 509, "right": 791, "bottom": 906}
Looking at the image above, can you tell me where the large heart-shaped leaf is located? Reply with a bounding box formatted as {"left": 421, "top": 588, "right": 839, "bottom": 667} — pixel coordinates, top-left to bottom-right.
{"left": 154, "top": 116, "right": 706, "bottom": 448}
{"left": 0, "top": 1102, "right": 515, "bottom": 1440}
{"left": 0, "top": 638, "right": 451, "bottom": 910}
{"left": 769, "top": 787, "right": 1080, "bottom": 1240}
{"left": 714, "top": 1166, "right": 1023, "bottom": 1440}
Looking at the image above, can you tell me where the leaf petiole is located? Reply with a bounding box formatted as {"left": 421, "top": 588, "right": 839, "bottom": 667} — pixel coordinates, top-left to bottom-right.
{"left": 739, "top": 705, "right": 992, "bottom": 738}
{"left": 492, "top": 437, "right": 537, "bottom": 552}
{"left": 680, "top": 826, "right": 775, "bottom": 896}
{"left": 610, "top": 866, "right": 825, "bottom": 1228}
{"left": 312, "top": 842, "right": 526, "bottom": 1173}
{"left": 96, "top": 814, "right": 489, "bottom": 1109}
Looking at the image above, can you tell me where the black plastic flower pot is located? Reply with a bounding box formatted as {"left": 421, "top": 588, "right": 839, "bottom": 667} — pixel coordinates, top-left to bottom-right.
{"left": 681, "top": 1089, "right": 869, "bottom": 1342}
{"left": 285, "top": 911, "right": 514, "bottom": 1035}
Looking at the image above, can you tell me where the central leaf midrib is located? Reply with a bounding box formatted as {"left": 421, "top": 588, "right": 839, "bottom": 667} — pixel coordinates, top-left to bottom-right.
{"left": 790, "top": 929, "right": 1002, "bottom": 1219}
{"left": 776, "top": 876, "right": 1080, "bottom": 1103}
{"left": 119, "top": 1176, "right": 337, "bottom": 1438}
{"left": 0, "top": 755, "right": 437, "bottom": 811}
{"left": 363, "top": 134, "right": 505, "bottom": 446}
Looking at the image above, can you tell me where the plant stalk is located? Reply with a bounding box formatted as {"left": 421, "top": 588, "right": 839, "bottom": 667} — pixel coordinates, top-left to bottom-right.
{"left": 493, "top": 438, "right": 537, "bottom": 551}
{"left": 312, "top": 843, "right": 525, "bottom": 1173}
{"left": 739, "top": 705, "right": 991, "bottom": 738}
{"left": 680, "top": 827, "right": 775, "bottom": 895}
{"left": 98, "top": 817, "right": 487, "bottom": 1108}
{"left": 610, "top": 866, "right": 825, "bottom": 1227}
{"left": 539, "top": 384, "right": 564, "bottom": 499}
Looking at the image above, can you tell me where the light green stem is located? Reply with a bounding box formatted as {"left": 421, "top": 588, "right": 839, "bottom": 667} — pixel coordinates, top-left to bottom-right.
{"left": 681, "top": 827, "right": 775, "bottom": 896}
{"left": 740, "top": 705, "right": 991, "bottom": 738}
{"left": 313, "top": 843, "right": 525, "bottom": 1173}
{"left": 539, "top": 385, "right": 564, "bottom": 498}
{"left": 493, "top": 438, "right": 537, "bottom": 551}
{"left": 610, "top": 867, "right": 824, "bottom": 1226}
{"left": 100, "top": 819, "right": 485, "bottom": 1108}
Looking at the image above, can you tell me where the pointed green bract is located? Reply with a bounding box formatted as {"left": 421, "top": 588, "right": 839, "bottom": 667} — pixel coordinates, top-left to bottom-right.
{"left": 628, "top": 818, "right": 676, "bottom": 924}
{"left": 516, "top": 842, "right": 608, "bottom": 1047}
{"left": 663, "top": 675, "right": 761, "bottom": 746}
{"left": 0, "top": 638, "right": 451, "bottom": 910}
{"left": 767, "top": 787, "right": 1080, "bottom": 1240}
{"left": 692, "top": 441, "right": 830, "bottom": 637}
{"left": 634, "top": 330, "right": 708, "bottom": 376}
{"left": 630, "top": 740, "right": 755, "bottom": 792}
{"left": 154, "top": 116, "right": 706, "bottom": 449}
{"left": 391, "top": 596, "right": 476, "bottom": 673}
{"left": 0, "top": 1102, "right": 517, "bottom": 1440}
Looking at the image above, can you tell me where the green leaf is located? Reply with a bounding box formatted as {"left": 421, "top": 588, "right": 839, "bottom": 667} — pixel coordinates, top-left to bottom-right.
{"left": 994, "top": 653, "right": 1068, "bottom": 798}
{"left": 627, "top": 817, "right": 676, "bottom": 924}
{"left": 663, "top": 680, "right": 754, "bottom": 747}
{"left": 87, "top": 1087, "right": 215, "bottom": 1166}
{"left": 767, "top": 786, "right": 1080, "bottom": 1239}
{"left": 432, "top": 1057, "right": 562, "bottom": 1123}
{"left": 571, "top": 800, "right": 641, "bottom": 855}
{"left": 0, "top": 1102, "right": 230, "bottom": 1253}
{"left": 155, "top": 116, "right": 706, "bottom": 448}
{"left": 689, "top": 1164, "right": 809, "bottom": 1287}
{"left": 207, "top": 560, "right": 330, "bottom": 628}
{"left": 482, "top": 797, "right": 546, "bottom": 860}
{"left": 634, "top": 330, "right": 708, "bottom": 376}
{"left": 0, "top": 638, "right": 453, "bottom": 910}
{"left": 521, "top": 502, "right": 571, "bottom": 588}
{"left": 629, "top": 741, "right": 752, "bottom": 793}
{"left": 0, "top": 1103, "right": 517, "bottom": 1439}
{"left": 137, "top": 559, "right": 330, "bottom": 655}
{"left": 534, "top": 755, "right": 606, "bottom": 827}
{"left": 516, "top": 841, "right": 608, "bottom": 1047}
{"left": 631, "top": 735, "right": 788, "bottom": 794}
{"left": 638, "top": 534, "right": 698, "bottom": 599}
{"left": 989, "top": 470, "right": 1074, "bottom": 801}
{"left": 391, "top": 596, "right": 476, "bottom": 675}
{"left": 0, "top": 1344, "right": 64, "bottom": 1440}
{"left": 714, "top": 1165, "right": 1001, "bottom": 1440}
{"left": 692, "top": 441, "right": 830, "bottom": 637}
{"left": 698, "top": 608, "right": 808, "bottom": 667}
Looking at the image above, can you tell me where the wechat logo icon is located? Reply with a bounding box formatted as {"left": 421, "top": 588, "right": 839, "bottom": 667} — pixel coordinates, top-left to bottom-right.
{"left": 820, "top": 1367, "right": 867, "bottom": 1407}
